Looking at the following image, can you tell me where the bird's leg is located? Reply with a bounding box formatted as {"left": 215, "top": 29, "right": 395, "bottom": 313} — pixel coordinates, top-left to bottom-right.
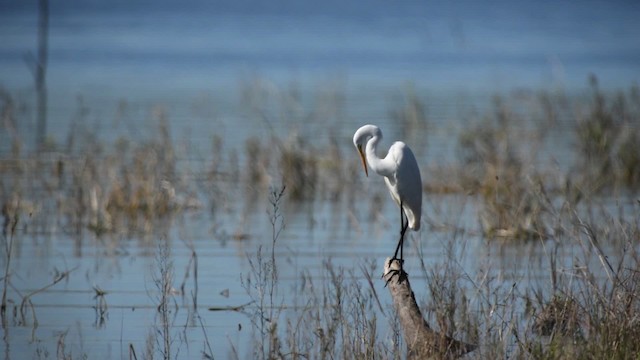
{"left": 391, "top": 217, "right": 409, "bottom": 261}
{"left": 386, "top": 203, "right": 409, "bottom": 285}
{"left": 397, "top": 216, "right": 409, "bottom": 270}
{"left": 400, "top": 216, "right": 408, "bottom": 262}
{"left": 391, "top": 202, "right": 405, "bottom": 261}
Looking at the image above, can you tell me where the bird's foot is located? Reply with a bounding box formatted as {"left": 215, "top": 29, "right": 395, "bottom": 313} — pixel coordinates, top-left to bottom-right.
{"left": 383, "top": 257, "right": 406, "bottom": 286}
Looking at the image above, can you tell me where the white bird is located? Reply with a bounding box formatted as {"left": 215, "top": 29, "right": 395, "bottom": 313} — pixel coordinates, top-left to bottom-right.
{"left": 353, "top": 124, "right": 422, "bottom": 276}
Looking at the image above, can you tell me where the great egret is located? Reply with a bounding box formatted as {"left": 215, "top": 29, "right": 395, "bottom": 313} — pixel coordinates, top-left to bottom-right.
{"left": 353, "top": 124, "right": 422, "bottom": 278}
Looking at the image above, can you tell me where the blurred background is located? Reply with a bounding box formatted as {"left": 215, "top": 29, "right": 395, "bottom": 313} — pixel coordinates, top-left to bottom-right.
{"left": 1, "top": 0, "right": 638, "bottom": 149}
{"left": 1, "top": 1, "right": 640, "bottom": 359}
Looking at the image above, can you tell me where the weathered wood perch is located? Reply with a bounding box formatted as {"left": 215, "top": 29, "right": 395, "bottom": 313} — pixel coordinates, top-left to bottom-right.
{"left": 383, "top": 258, "right": 476, "bottom": 359}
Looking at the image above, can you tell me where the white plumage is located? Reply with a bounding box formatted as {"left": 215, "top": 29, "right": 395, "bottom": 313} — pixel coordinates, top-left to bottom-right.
{"left": 353, "top": 124, "right": 422, "bottom": 267}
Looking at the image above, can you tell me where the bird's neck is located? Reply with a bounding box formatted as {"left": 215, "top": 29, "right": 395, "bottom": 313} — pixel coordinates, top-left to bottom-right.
{"left": 366, "top": 135, "right": 394, "bottom": 177}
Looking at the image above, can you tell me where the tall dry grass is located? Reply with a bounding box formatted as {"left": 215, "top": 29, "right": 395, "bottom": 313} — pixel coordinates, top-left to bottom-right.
{"left": 1, "top": 77, "right": 639, "bottom": 359}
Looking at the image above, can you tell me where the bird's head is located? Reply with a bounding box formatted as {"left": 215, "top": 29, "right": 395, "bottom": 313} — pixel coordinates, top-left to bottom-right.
{"left": 353, "top": 124, "right": 382, "bottom": 177}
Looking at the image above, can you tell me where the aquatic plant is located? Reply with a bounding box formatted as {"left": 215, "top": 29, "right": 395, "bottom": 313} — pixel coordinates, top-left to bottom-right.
{"left": 241, "top": 186, "right": 287, "bottom": 359}
{"left": 1, "top": 77, "right": 640, "bottom": 359}
{"left": 389, "top": 83, "right": 429, "bottom": 148}
{"left": 574, "top": 76, "right": 640, "bottom": 194}
{"left": 458, "top": 95, "right": 550, "bottom": 239}
{"left": 279, "top": 135, "right": 318, "bottom": 201}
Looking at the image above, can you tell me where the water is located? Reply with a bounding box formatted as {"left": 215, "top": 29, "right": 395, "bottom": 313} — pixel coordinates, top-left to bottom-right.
{"left": 4, "top": 190, "right": 637, "bottom": 358}
{"left": 1, "top": 0, "right": 640, "bottom": 358}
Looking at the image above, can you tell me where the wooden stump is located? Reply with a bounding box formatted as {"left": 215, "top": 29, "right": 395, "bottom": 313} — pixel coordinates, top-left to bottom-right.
{"left": 383, "top": 258, "right": 476, "bottom": 359}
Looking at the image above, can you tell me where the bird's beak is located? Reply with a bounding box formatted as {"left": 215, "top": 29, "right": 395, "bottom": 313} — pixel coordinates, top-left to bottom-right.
{"left": 357, "top": 145, "right": 368, "bottom": 177}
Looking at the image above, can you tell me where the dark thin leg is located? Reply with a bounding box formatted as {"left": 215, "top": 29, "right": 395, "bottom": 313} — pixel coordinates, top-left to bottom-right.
{"left": 392, "top": 216, "right": 408, "bottom": 261}
{"left": 385, "top": 201, "right": 409, "bottom": 285}
{"left": 401, "top": 225, "right": 404, "bottom": 261}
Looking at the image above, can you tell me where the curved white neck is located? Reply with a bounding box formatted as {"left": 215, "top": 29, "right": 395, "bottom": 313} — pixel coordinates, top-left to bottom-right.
{"left": 365, "top": 135, "right": 395, "bottom": 177}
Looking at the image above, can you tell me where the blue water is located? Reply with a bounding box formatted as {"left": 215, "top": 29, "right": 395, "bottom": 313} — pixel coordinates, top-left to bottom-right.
{"left": 2, "top": 0, "right": 639, "bottom": 97}
{"left": 1, "top": 1, "right": 640, "bottom": 358}
{"left": 1, "top": 0, "right": 638, "bottom": 155}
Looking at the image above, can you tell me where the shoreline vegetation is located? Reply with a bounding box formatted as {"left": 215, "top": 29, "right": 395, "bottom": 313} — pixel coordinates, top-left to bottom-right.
{"left": 1, "top": 75, "right": 639, "bottom": 358}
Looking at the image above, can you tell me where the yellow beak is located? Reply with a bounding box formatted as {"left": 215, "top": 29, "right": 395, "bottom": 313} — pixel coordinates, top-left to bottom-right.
{"left": 357, "top": 145, "right": 368, "bottom": 177}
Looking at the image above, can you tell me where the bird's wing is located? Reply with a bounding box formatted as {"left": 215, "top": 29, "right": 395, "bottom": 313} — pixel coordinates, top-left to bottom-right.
{"left": 389, "top": 142, "right": 422, "bottom": 230}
